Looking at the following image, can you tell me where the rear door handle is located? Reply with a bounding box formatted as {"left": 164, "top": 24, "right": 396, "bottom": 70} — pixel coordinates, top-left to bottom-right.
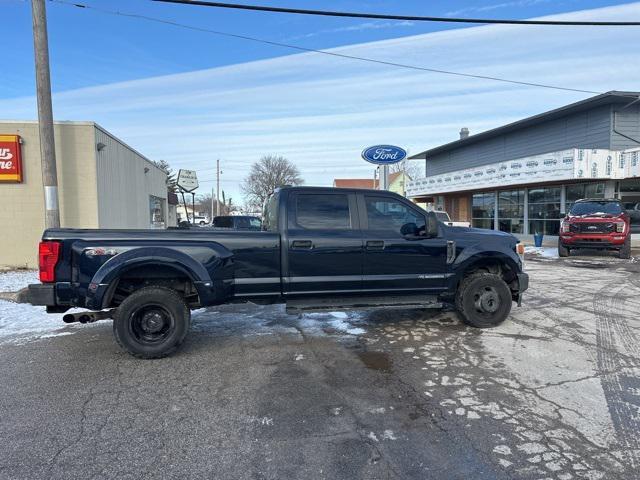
{"left": 291, "top": 240, "right": 313, "bottom": 249}
{"left": 366, "top": 240, "right": 385, "bottom": 250}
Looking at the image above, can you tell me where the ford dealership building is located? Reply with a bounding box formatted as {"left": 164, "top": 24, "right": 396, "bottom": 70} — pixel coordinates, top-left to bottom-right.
{"left": 406, "top": 91, "right": 640, "bottom": 236}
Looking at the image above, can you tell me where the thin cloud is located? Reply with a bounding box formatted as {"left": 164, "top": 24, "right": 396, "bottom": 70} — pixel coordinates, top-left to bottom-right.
{"left": 447, "top": 0, "right": 555, "bottom": 16}
{"left": 285, "top": 20, "right": 416, "bottom": 41}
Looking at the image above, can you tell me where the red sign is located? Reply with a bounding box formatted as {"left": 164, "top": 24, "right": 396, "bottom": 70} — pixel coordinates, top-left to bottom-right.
{"left": 0, "top": 135, "right": 22, "bottom": 183}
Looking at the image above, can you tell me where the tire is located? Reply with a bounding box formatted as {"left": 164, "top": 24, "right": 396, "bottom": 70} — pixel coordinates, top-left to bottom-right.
{"left": 558, "top": 240, "right": 570, "bottom": 257}
{"left": 113, "top": 286, "right": 191, "bottom": 359}
{"left": 455, "top": 273, "right": 512, "bottom": 328}
{"left": 199, "top": 221, "right": 205, "bottom": 226}
{"left": 619, "top": 236, "right": 631, "bottom": 259}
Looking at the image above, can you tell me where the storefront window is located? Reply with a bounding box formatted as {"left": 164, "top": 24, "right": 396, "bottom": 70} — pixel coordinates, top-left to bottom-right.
{"left": 528, "top": 187, "right": 561, "bottom": 235}
{"left": 566, "top": 182, "right": 605, "bottom": 212}
{"left": 619, "top": 179, "right": 640, "bottom": 234}
{"left": 497, "top": 189, "right": 524, "bottom": 234}
{"left": 472, "top": 192, "right": 495, "bottom": 230}
{"left": 149, "top": 195, "right": 166, "bottom": 228}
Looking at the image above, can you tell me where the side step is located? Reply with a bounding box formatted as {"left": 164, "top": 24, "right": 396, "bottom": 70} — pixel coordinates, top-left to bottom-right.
{"left": 285, "top": 295, "right": 442, "bottom": 315}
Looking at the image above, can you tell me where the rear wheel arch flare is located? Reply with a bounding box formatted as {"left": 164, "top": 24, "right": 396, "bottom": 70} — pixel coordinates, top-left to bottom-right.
{"left": 99, "top": 261, "right": 202, "bottom": 308}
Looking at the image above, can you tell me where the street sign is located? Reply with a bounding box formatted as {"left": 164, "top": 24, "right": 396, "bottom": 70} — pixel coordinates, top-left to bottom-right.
{"left": 177, "top": 169, "right": 199, "bottom": 192}
{"left": 362, "top": 145, "right": 407, "bottom": 165}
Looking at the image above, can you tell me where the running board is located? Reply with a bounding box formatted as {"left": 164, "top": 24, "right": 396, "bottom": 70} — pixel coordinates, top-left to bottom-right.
{"left": 285, "top": 295, "right": 442, "bottom": 315}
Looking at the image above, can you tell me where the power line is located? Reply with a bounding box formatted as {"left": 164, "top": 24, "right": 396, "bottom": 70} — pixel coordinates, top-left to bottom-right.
{"left": 153, "top": 0, "right": 640, "bottom": 26}
{"left": 49, "top": 0, "right": 607, "bottom": 95}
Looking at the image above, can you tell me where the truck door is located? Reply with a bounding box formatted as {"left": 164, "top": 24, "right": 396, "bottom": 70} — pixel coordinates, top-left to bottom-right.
{"left": 284, "top": 191, "right": 363, "bottom": 294}
{"left": 359, "top": 194, "right": 448, "bottom": 293}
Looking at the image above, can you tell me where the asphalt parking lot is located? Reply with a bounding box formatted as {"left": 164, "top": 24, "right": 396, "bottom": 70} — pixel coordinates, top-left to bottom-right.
{"left": 1, "top": 252, "right": 639, "bottom": 480}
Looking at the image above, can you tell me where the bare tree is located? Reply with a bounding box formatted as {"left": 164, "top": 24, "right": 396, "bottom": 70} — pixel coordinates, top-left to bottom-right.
{"left": 241, "top": 155, "right": 303, "bottom": 209}
{"left": 389, "top": 159, "right": 422, "bottom": 180}
{"left": 195, "top": 193, "right": 227, "bottom": 217}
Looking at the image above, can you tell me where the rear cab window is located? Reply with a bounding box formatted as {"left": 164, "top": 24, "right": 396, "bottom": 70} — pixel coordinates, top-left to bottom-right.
{"left": 262, "top": 192, "right": 280, "bottom": 232}
{"left": 290, "top": 193, "right": 353, "bottom": 230}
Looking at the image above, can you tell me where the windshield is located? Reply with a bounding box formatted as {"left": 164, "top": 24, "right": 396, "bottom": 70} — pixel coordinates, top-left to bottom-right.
{"left": 569, "top": 201, "right": 623, "bottom": 216}
{"left": 434, "top": 211, "right": 450, "bottom": 222}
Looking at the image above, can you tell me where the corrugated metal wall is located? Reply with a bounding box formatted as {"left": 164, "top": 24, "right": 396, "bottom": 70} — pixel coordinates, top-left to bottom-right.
{"left": 426, "top": 105, "right": 614, "bottom": 176}
{"left": 612, "top": 104, "right": 640, "bottom": 150}
{"left": 95, "top": 127, "right": 167, "bottom": 229}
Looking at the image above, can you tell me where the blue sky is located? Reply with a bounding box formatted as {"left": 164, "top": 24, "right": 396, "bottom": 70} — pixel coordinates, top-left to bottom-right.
{"left": 0, "top": 0, "right": 627, "bottom": 96}
{"left": 2, "top": 0, "right": 640, "bottom": 203}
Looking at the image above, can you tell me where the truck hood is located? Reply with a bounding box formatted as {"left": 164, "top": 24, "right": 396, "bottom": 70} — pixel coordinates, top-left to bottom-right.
{"left": 566, "top": 214, "right": 626, "bottom": 222}
{"left": 447, "top": 225, "right": 518, "bottom": 247}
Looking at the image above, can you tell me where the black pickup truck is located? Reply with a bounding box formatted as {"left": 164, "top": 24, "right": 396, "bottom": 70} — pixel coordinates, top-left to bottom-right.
{"left": 29, "top": 186, "right": 528, "bottom": 358}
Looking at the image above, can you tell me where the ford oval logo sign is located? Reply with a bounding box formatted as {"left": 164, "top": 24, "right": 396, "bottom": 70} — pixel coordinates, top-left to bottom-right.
{"left": 362, "top": 145, "right": 407, "bottom": 165}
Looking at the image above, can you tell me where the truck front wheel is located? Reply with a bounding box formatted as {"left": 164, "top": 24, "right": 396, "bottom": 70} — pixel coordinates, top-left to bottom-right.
{"left": 619, "top": 236, "right": 631, "bottom": 259}
{"left": 455, "top": 273, "right": 512, "bottom": 328}
{"left": 558, "top": 240, "right": 570, "bottom": 257}
{"left": 113, "top": 286, "right": 191, "bottom": 359}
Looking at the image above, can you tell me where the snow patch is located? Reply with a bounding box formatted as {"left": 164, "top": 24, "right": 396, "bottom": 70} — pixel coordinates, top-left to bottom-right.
{"left": 328, "top": 318, "right": 365, "bottom": 335}
{"left": 0, "top": 300, "right": 83, "bottom": 342}
{"left": 525, "top": 246, "right": 559, "bottom": 258}
{"left": 0, "top": 270, "right": 38, "bottom": 293}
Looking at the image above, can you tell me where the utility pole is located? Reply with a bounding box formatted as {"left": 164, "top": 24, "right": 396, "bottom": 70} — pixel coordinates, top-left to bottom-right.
{"left": 216, "top": 159, "right": 220, "bottom": 216}
{"left": 32, "top": 0, "right": 60, "bottom": 228}
{"left": 214, "top": 187, "right": 215, "bottom": 223}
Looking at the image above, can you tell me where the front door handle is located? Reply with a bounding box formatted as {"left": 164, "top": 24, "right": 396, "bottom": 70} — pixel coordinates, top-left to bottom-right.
{"left": 291, "top": 240, "right": 313, "bottom": 249}
{"left": 366, "top": 240, "right": 385, "bottom": 250}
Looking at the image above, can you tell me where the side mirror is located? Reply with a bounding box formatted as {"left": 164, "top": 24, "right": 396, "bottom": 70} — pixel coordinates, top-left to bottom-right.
{"left": 401, "top": 222, "right": 419, "bottom": 236}
{"left": 425, "top": 212, "right": 439, "bottom": 238}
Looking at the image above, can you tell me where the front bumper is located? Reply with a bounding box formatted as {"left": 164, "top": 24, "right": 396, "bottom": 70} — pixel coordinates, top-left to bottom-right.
{"left": 560, "top": 234, "right": 626, "bottom": 248}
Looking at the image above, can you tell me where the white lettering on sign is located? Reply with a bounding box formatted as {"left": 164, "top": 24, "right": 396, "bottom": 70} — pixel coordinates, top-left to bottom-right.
{"left": 0, "top": 148, "right": 13, "bottom": 161}
{"left": 372, "top": 148, "right": 399, "bottom": 161}
{"left": 0, "top": 161, "right": 13, "bottom": 170}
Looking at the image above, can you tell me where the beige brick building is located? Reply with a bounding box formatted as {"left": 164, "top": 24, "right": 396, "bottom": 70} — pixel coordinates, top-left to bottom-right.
{"left": 0, "top": 121, "right": 167, "bottom": 268}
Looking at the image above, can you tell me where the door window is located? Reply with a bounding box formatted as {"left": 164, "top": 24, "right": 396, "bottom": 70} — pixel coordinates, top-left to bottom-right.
{"left": 294, "top": 194, "right": 351, "bottom": 229}
{"left": 365, "top": 196, "right": 425, "bottom": 234}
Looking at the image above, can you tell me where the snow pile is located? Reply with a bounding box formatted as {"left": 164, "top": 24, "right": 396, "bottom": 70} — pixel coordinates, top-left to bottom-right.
{"left": 0, "top": 270, "right": 38, "bottom": 292}
{"left": 525, "top": 246, "right": 559, "bottom": 258}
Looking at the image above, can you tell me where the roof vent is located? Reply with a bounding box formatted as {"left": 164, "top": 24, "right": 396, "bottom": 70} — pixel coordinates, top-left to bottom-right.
{"left": 459, "top": 127, "right": 470, "bottom": 140}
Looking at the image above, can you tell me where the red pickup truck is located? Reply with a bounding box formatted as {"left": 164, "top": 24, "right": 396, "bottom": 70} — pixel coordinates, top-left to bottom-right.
{"left": 558, "top": 198, "right": 631, "bottom": 259}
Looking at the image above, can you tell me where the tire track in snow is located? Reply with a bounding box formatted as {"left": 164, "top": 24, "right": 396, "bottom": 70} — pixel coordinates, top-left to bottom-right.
{"left": 593, "top": 279, "right": 640, "bottom": 470}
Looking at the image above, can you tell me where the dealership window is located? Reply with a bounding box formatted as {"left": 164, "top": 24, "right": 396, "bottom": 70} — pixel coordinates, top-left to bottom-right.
{"left": 472, "top": 192, "right": 495, "bottom": 230}
{"left": 149, "top": 196, "right": 166, "bottom": 228}
{"left": 528, "top": 187, "right": 561, "bottom": 235}
{"left": 498, "top": 189, "right": 524, "bottom": 234}
{"left": 565, "top": 182, "right": 605, "bottom": 213}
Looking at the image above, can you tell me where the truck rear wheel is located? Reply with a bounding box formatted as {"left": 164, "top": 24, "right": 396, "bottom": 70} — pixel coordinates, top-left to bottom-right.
{"left": 619, "top": 236, "right": 631, "bottom": 259}
{"left": 455, "top": 273, "right": 512, "bottom": 328}
{"left": 113, "top": 286, "right": 191, "bottom": 359}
